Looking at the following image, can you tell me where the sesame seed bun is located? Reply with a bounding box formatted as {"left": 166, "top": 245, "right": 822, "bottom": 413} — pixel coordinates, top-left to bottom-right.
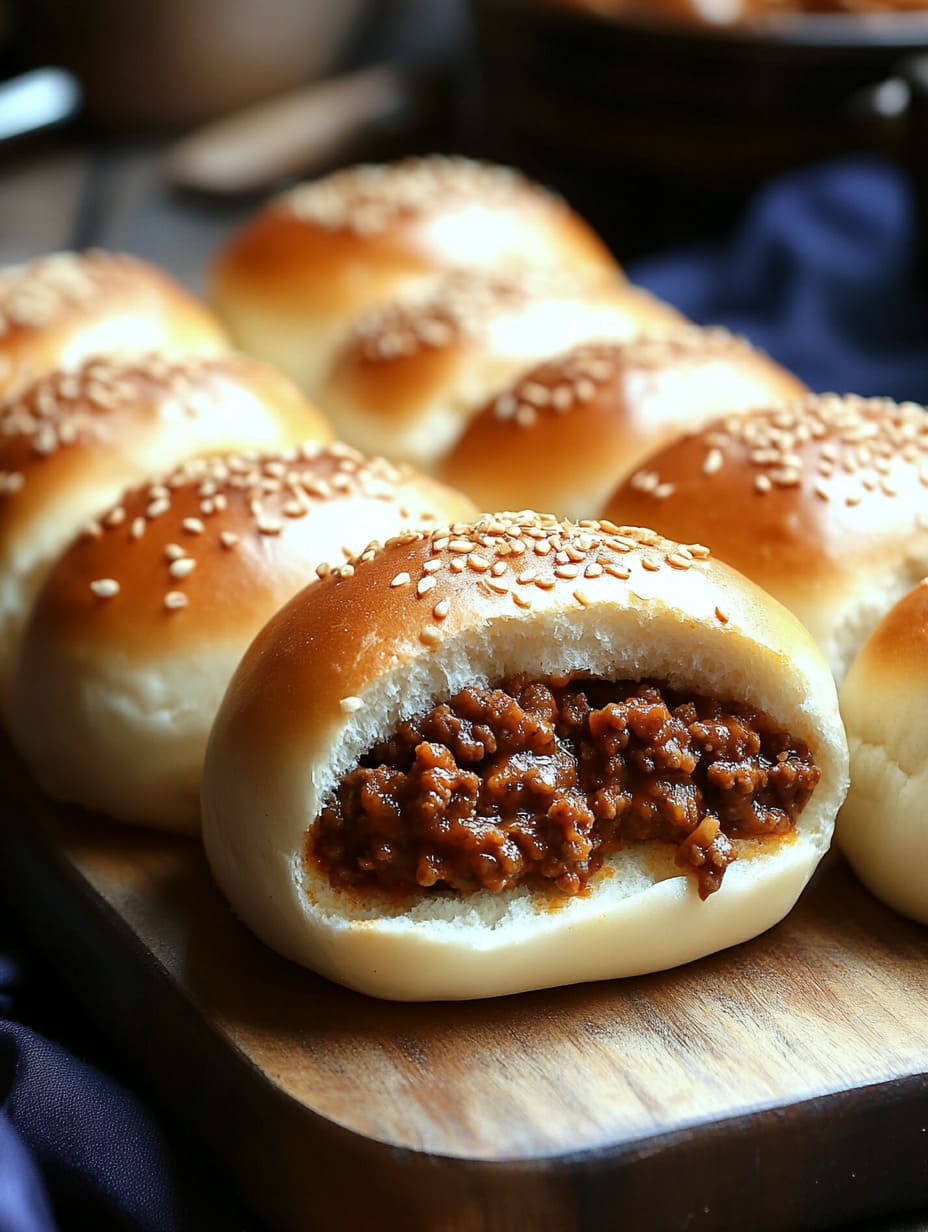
{"left": 202, "top": 513, "right": 847, "bottom": 1001}
{"left": 438, "top": 329, "right": 806, "bottom": 519}
{"left": 10, "top": 445, "right": 474, "bottom": 833}
{"left": 837, "top": 578, "right": 928, "bottom": 924}
{"left": 601, "top": 394, "right": 928, "bottom": 682}
{"left": 317, "top": 270, "right": 685, "bottom": 470}
{"left": 210, "top": 156, "right": 620, "bottom": 397}
{"left": 0, "top": 352, "right": 331, "bottom": 715}
{"left": 0, "top": 250, "right": 228, "bottom": 400}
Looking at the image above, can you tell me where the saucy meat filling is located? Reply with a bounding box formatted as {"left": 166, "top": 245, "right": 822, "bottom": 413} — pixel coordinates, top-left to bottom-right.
{"left": 310, "top": 677, "right": 820, "bottom": 900}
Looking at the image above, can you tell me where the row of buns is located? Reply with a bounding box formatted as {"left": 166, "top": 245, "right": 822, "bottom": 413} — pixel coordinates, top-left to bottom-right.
{"left": 0, "top": 155, "right": 922, "bottom": 1003}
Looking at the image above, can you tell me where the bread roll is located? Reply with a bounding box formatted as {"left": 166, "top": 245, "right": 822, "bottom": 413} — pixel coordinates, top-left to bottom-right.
{"left": 838, "top": 579, "right": 928, "bottom": 924}
{"left": 318, "top": 270, "right": 685, "bottom": 469}
{"left": 11, "top": 444, "right": 474, "bottom": 833}
{"left": 601, "top": 394, "right": 928, "bottom": 682}
{"left": 0, "top": 250, "right": 227, "bottom": 400}
{"left": 438, "top": 329, "right": 805, "bottom": 518}
{"left": 202, "top": 512, "right": 847, "bottom": 1001}
{"left": 210, "top": 156, "right": 620, "bottom": 396}
{"left": 0, "top": 352, "right": 330, "bottom": 714}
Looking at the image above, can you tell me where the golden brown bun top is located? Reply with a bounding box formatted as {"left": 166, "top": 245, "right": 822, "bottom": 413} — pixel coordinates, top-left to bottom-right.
{"left": 210, "top": 156, "right": 620, "bottom": 318}
{"left": 0, "top": 250, "right": 227, "bottom": 398}
{"left": 0, "top": 351, "right": 331, "bottom": 557}
{"left": 843, "top": 577, "right": 928, "bottom": 687}
{"left": 26, "top": 442, "right": 477, "bottom": 662}
{"left": 438, "top": 328, "right": 806, "bottom": 517}
{"left": 601, "top": 393, "right": 928, "bottom": 599}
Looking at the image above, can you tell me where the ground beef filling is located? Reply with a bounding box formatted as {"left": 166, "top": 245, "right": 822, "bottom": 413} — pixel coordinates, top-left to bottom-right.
{"left": 310, "top": 677, "right": 821, "bottom": 901}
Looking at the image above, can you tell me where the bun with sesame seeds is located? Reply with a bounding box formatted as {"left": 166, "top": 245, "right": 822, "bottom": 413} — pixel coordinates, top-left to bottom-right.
{"left": 0, "top": 250, "right": 228, "bottom": 401}
{"left": 836, "top": 579, "right": 928, "bottom": 924}
{"left": 317, "top": 269, "right": 685, "bottom": 469}
{"left": 438, "top": 328, "right": 806, "bottom": 519}
{"left": 201, "top": 512, "right": 847, "bottom": 1001}
{"left": 10, "top": 444, "right": 475, "bottom": 833}
{"left": 0, "top": 352, "right": 331, "bottom": 717}
{"left": 209, "top": 156, "right": 621, "bottom": 398}
{"left": 601, "top": 394, "right": 928, "bottom": 683}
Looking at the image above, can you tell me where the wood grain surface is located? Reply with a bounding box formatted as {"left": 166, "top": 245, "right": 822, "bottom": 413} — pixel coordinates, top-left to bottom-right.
{"left": 2, "top": 731, "right": 928, "bottom": 1232}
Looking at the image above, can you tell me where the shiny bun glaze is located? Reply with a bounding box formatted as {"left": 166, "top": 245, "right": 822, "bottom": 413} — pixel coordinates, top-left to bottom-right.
{"left": 210, "top": 155, "right": 621, "bottom": 395}
{"left": 0, "top": 250, "right": 228, "bottom": 400}
{"left": 0, "top": 351, "right": 330, "bottom": 713}
{"left": 601, "top": 394, "right": 928, "bottom": 681}
{"left": 318, "top": 269, "right": 685, "bottom": 469}
{"left": 838, "top": 579, "right": 928, "bottom": 924}
{"left": 202, "top": 512, "right": 847, "bottom": 1000}
{"left": 11, "top": 443, "right": 474, "bottom": 832}
{"left": 438, "top": 328, "right": 806, "bottom": 518}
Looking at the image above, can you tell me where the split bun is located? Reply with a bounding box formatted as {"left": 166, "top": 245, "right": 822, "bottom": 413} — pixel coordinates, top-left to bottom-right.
{"left": 202, "top": 512, "right": 848, "bottom": 1001}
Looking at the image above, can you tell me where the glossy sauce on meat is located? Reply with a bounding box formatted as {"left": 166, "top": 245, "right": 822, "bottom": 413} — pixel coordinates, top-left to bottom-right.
{"left": 309, "top": 677, "right": 820, "bottom": 900}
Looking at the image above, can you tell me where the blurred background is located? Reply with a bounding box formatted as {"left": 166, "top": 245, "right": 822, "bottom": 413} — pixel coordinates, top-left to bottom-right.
{"left": 2, "top": 0, "right": 928, "bottom": 259}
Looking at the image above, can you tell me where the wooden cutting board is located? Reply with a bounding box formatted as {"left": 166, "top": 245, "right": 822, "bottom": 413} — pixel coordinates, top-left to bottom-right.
{"left": 1, "top": 732, "right": 927, "bottom": 1232}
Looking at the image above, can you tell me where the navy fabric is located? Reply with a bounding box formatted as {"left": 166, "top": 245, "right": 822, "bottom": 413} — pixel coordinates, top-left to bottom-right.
{"left": 2, "top": 156, "right": 926, "bottom": 1231}
{"left": 630, "top": 156, "right": 928, "bottom": 404}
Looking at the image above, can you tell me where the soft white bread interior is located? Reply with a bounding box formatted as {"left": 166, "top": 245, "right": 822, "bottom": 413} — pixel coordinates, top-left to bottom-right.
{"left": 210, "top": 155, "right": 621, "bottom": 396}
{"left": 838, "top": 578, "right": 928, "bottom": 924}
{"left": 202, "top": 513, "right": 848, "bottom": 1001}
{"left": 438, "top": 328, "right": 806, "bottom": 519}
{"left": 0, "top": 352, "right": 330, "bottom": 715}
{"left": 317, "top": 269, "right": 685, "bottom": 469}
{"left": 602, "top": 394, "right": 928, "bottom": 682}
{"left": 0, "top": 249, "right": 228, "bottom": 400}
{"left": 10, "top": 445, "right": 475, "bottom": 833}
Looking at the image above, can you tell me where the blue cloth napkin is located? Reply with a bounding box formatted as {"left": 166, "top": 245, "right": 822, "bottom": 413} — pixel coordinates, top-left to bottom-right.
{"left": 3, "top": 155, "right": 926, "bottom": 1232}
{"left": 630, "top": 156, "right": 928, "bottom": 404}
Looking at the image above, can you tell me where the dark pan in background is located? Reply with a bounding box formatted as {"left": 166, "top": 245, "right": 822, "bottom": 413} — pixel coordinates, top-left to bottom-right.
{"left": 470, "top": 0, "right": 928, "bottom": 257}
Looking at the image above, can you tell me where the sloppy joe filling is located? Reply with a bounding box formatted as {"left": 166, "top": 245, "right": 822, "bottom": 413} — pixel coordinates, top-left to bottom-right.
{"left": 310, "top": 677, "right": 820, "bottom": 900}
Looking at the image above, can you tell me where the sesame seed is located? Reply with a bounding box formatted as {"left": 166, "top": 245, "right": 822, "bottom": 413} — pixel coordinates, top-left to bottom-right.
{"left": 417, "top": 576, "right": 436, "bottom": 596}
{"left": 584, "top": 562, "right": 604, "bottom": 578}
{"left": 754, "top": 474, "right": 772, "bottom": 494}
{"left": 391, "top": 571, "right": 411, "bottom": 588}
{"left": 164, "top": 591, "right": 188, "bottom": 610}
{"left": 169, "top": 558, "right": 196, "bottom": 579}
{"left": 433, "top": 598, "right": 450, "bottom": 620}
{"left": 420, "top": 625, "right": 441, "bottom": 646}
{"left": 182, "top": 517, "right": 205, "bottom": 534}
{"left": 165, "top": 544, "right": 185, "bottom": 561}
{"left": 554, "top": 564, "right": 579, "bottom": 580}
{"left": 512, "top": 591, "right": 532, "bottom": 609}
{"left": 573, "top": 588, "right": 594, "bottom": 607}
{"left": 257, "top": 516, "right": 283, "bottom": 535}
{"left": 220, "top": 531, "right": 239, "bottom": 549}
{"left": 147, "top": 498, "right": 170, "bottom": 519}
{"left": 89, "top": 578, "right": 119, "bottom": 598}
{"left": 641, "top": 557, "right": 660, "bottom": 572}
{"left": 130, "top": 516, "right": 146, "bottom": 540}
{"left": 340, "top": 696, "right": 364, "bottom": 714}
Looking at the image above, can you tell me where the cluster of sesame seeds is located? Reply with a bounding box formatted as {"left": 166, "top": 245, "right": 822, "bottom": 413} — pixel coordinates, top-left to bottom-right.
{"left": 0, "top": 354, "right": 231, "bottom": 496}
{"left": 0, "top": 250, "right": 132, "bottom": 336}
{"left": 349, "top": 268, "right": 606, "bottom": 362}
{"left": 84, "top": 442, "right": 436, "bottom": 613}
{"left": 492, "top": 329, "right": 749, "bottom": 428}
{"left": 626, "top": 393, "right": 928, "bottom": 509}
{"left": 280, "top": 156, "right": 546, "bottom": 236}
{"left": 328, "top": 512, "right": 715, "bottom": 647}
